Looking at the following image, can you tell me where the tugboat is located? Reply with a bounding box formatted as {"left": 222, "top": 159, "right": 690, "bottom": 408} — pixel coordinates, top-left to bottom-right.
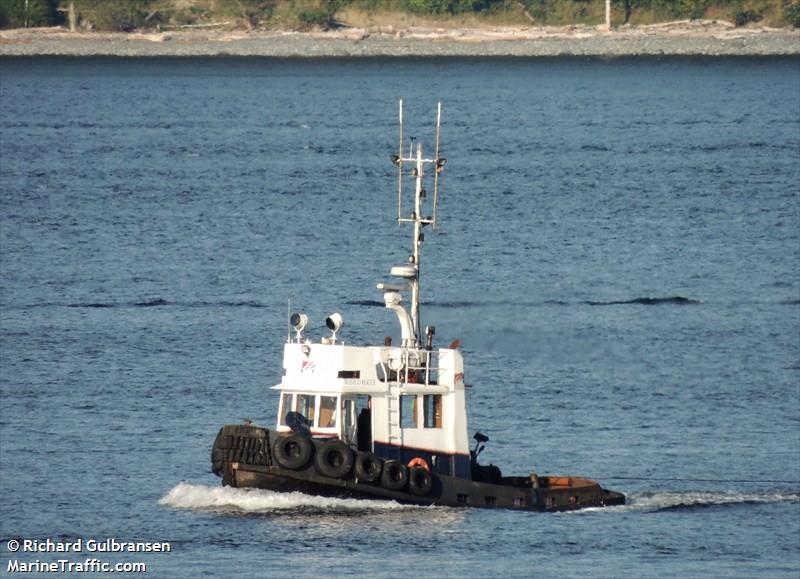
{"left": 211, "top": 101, "right": 625, "bottom": 512}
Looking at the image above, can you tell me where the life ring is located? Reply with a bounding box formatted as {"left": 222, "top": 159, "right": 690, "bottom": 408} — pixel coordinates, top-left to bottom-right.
{"left": 314, "top": 439, "right": 354, "bottom": 479}
{"left": 354, "top": 451, "right": 383, "bottom": 483}
{"left": 407, "top": 457, "right": 430, "bottom": 471}
{"left": 272, "top": 433, "right": 312, "bottom": 470}
{"left": 381, "top": 459, "right": 408, "bottom": 491}
{"left": 408, "top": 466, "right": 433, "bottom": 496}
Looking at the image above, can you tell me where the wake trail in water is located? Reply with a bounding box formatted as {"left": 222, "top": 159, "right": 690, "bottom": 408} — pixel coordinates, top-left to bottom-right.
{"left": 566, "top": 490, "right": 799, "bottom": 515}
{"left": 13, "top": 295, "right": 798, "bottom": 311}
{"left": 159, "top": 482, "right": 415, "bottom": 514}
{"left": 160, "top": 485, "right": 798, "bottom": 517}
{"left": 635, "top": 491, "right": 799, "bottom": 512}
{"left": 346, "top": 296, "right": 703, "bottom": 308}
{"left": 22, "top": 299, "right": 269, "bottom": 309}
{"left": 585, "top": 296, "right": 702, "bottom": 306}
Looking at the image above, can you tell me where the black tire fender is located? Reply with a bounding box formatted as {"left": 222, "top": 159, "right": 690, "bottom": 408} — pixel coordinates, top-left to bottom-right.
{"left": 381, "top": 460, "right": 408, "bottom": 491}
{"left": 408, "top": 466, "right": 433, "bottom": 496}
{"left": 272, "top": 433, "right": 313, "bottom": 470}
{"left": 314, "top": 439, "right": 354, "bottom": 479}
{"left": 354, "top": 452, "right": 383, "bottom": 483}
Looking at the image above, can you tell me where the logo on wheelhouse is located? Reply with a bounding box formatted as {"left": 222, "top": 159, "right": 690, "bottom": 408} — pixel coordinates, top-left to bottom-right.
{"left": 300, "top": 360, "right": 316, "bottom": 374}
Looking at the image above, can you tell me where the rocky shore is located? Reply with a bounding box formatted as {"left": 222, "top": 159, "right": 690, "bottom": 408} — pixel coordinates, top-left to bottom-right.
{"left": 1, "top": 21, "right": 798, "bottom": 57}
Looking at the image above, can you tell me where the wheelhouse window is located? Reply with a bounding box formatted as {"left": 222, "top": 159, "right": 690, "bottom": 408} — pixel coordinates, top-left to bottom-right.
{"left": 344, "top": 398, "right": 355, "bottom": 429}
{"left": 319, "top": 396, "right": 338, "bottom": 428}
{"left": 423, "top": 394, "right": 442, "bottom": 428}
{"left": 279, "top": 393, "right": 293, "bottom": 426}
{"left": 342, "top": 398, "right": 356, "bottom": 445}
{"left": 297, "top": 394, "right": 316, "bottom": 424}
{"left": 400, "top": 394, "right": 417, "bottom": 429}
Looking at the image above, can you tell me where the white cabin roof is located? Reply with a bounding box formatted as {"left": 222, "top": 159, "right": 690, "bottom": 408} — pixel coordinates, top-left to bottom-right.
{"left": 273, "top": 341, "right": 464, "bottom": 395}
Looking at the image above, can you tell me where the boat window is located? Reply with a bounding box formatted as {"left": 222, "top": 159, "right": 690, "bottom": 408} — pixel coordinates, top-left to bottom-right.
{"left": 343, "top": 398, "right": 356, "bottom": 444}
{"left": 344, "top": 399, "right": 355, "bottom": 429}
{"left": 338, "top": 370, "right": 360, "bottom": 379}
{"left": 297, "top": 394, "right": 316, "bottom": 424}
{"left": 356, "top": 394, "right": 371, "bottom": 413}
{"left": 400, "top": 394, "right": 418, "bottom": 429}
{"left": 423, "top": 394, "right": 442, "bottom": 428}
{"left": 319, "top": 396, "right": 338, "bottom": 428}
{"left": 279, "top": 393, "right": 293, "bottom": 426}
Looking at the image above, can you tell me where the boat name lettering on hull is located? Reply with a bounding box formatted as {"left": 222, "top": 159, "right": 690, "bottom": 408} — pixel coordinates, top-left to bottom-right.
{"left": 344, "top": 379, "right": 377, "bottom": 386}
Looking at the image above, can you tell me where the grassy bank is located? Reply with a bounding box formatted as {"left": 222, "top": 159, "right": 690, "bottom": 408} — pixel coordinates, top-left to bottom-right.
{"left": 2, "top": 0, "right": 798, "bottom": 31}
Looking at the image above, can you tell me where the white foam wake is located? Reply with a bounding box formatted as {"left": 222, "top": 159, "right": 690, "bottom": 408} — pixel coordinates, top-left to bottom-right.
{"left": 630, "top": 490, "right": 800, "bottom": 511}
{"left": 565, "top": 490, "right": 799, "bottom": 514}
{"left": 161, "top": 483, "right": 798, "bottom": 516}
{"left": 159, "top": 482, "right": 413, "bottom": 513}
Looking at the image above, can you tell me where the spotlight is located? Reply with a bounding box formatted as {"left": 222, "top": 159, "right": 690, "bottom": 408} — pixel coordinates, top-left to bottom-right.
{"left": 325, "top": 313, "right": 344, "bottom": 343}
{"left": 290, "top": 312, "right": 308, "bottom": 340}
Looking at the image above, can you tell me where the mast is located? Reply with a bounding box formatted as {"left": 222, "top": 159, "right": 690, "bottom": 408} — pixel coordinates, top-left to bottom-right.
{"left": 389, "top": 100, "right": 445, "bottom": 346}
{"left": 411, "top": 143, "right": 423, "bottom": 335}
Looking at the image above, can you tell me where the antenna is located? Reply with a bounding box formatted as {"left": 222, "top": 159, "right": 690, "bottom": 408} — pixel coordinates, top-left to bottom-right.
{"left": 397, "top": 99, "right": 404, "bottom": 225}
{"left": 385, "top": 100, "right": 445, "bottom": 344}
{"left": 394, "top": 102, "right": 443, "bottom": 230}
{"left": 432, "top": 102, "right": 442, "bottom": 229}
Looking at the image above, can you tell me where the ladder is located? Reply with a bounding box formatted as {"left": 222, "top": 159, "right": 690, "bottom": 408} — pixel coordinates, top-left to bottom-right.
{"left": 386, "top": 384, "right": 402, "bottom": 450}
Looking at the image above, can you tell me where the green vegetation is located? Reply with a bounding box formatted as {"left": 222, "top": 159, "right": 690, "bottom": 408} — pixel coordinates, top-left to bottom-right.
{"left": 784, "top": 0, "right": 800, "bottom": 25}
{"left": 0, "top": 0, "right": 57, "bottom": 28}
{"left": 519, "top": 0, "right": 797, "bottom": 26}
{"left": 0, "top": 0, "right": 797, "bottom": 30}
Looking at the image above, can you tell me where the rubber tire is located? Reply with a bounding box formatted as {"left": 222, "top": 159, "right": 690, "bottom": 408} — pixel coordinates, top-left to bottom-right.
{"left": 381, "top": 460, "right": 408, "bottom": 491}
{"left": 272, "top": 434, "right": 313, "bottom": 470}
{"left": 314, "top": 440, "right": 354, "bottom": 479}
{"left": 354, "top": 452, "right": 383, "bottom": 483}
{"left": 408, "top": 466, "right": 433, "bottom": 496}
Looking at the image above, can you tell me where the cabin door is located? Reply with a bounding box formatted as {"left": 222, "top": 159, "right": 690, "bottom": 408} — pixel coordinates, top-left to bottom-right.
{"left": 356, "top": 395, "right": 372, "bottom": 452}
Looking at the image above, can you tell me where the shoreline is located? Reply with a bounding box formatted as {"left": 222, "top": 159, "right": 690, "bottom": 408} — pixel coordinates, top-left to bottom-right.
{"left": 1, "top": 22, "right": 798, "bottom": 57}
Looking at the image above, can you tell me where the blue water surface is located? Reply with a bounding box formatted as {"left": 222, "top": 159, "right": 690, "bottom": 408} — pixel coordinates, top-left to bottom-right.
{"left": 1, "top": 56, "right": 799, "bottom": 578}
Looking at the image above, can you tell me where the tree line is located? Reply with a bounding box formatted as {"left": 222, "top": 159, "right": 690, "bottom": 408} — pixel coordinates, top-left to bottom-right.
{"left": 2, "top": 0, "right": 798, "bottom": 31}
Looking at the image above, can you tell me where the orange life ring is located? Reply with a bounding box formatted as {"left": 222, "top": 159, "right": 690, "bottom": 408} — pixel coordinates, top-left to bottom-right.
{"left": 407, "top": 457, "right": 430, "bottom": 471}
